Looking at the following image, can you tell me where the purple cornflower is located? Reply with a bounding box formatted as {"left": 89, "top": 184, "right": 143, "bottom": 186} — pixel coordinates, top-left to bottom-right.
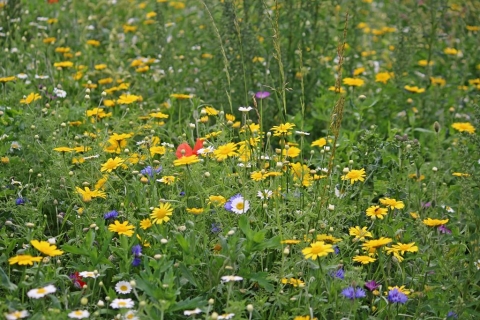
{"left": 341, "top": 286, "right": 366, "bottom": 300}
{"left": 179, "top": 191, "right": 186, "bottom": 196}
{"left": 438, "top": 225, "right": 451, "bottom": 234}
{"left": 364, "top": 280, "right": 379, "bottom": 291}
{"left": 131, "top": 245, "right": 142, "bottom": 257}
{"left": 446, "top": 311, "right": 458, "bottom": 319}
{"left": 255, "top": 91, "right": 270, "bottom": 99}
{"left": 211, "top": 223, "right": 222, "bottom": 233}
{"left": 421, "top": 201, "right": 432, "bottom": 209}
{"left": 334, "top": 246, "right": 340, "bottom": 255}
{"left": 104, "top": 210, "right": 119, "bottom": 220}
{"left": 15, "top": 198, "right": 25, "bottom": 205}
{"left": 132, "top": 257, "right": 142, "bottom": 267}
{"left": 331, "top": 268, "right": 345, "bottom": 280}
{"left": 387, "top": 288, "right": 408, "bottom": 304}
{"left": 141, "top": 166, "right": 162, "bottom": 178}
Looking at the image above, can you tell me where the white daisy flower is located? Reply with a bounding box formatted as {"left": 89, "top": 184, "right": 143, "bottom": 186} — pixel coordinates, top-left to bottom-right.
{"left": 35, "top": 74, "right": 49, "bottom": 79}
{"left": 53, "top": 88, "right": 67, "bottom": 98}
{"left": 68, "top": 310, "right": 90, "bottom": 319}
{"left": 475, "top": 259, "right": 480, "bottom": 270}
{"left": 238, "top": 106, "right": 252, "bottom": 112}
{"left": 123, "top": 310, "right": 139, "bottom": 320}
{"left": 27, "top": 284, "right": 56, "bottom": 299}
{"left": 221, "top": 275, "right": 243, "bottom": 282}
{"left": 17, "top": 73, "right": 28, "bottom": 79}
{"left": 295, "top": 131, "right": 310, "bottom": 136}
{"left": 79, "top": 271, "right": 100, "bottom": 278}
{"left": 225, "top": 194, "right": 250, "bottom": 214}
{"left": 110, "top": 298, "right": 135, "bottom": 309}
{"left": 5, "top": 310, "right": 29, "bottom": 320}
{"left": 115, "top": 281, "right": 133, "bottom": 294}
{"left": 257, "top": 190, "right": 273, "bottom": 200}
{"left": 184, "top": 308, "right": 202, "bottom": 316}
{"left": 218, "top": 313, "right": 235, "bottom": 320}
{"left": 10, "top": 141, "right": 22, "bottom": 151}
{"left": 441, "top": 205, "right": 455, "bottom": 213}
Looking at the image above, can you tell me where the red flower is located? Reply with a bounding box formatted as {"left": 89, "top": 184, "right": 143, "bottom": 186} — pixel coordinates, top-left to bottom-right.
{"left": 48, "top": 0, "right": 59, "bottom": 3}
{"left": 175, "top": 139, "right": 203, "bottom": 159}
{"left": 70, "top": 272, "right": 86, "bottom": 289}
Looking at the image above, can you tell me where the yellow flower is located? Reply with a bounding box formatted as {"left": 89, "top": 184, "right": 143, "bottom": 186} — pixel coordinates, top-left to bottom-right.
{"left": 53, "top": 147, "right": 73, "bottom": 153}
{"left": 375, "top": 72, "right": 393, "bottom": 84}
{"left": 353, "top": 67, "right": 365, "bottom": 76}
{"left": 0, "top": 76, "right": 16, "bottom": 82}
{"left": 208, "top": 195, "right": 226, "bottom": 206}
{"left": 379, "top": 197, "right": 405, "bottom": 210}
{"left": 341, "top": 168, "right": 366, "bottom": 184}
{"left": 139, "top": 218, "right": 153, "bottom": 230}
{"left": 430, "top": 77, "right": 446, "bottom": 86}
{"left": 149, "top": 112, "right": 169, "bottom": 119}
{"left": 186, "top": 208, "right": 204, "bottom": 215}
{"left": 158, "top": 175, "right": 176, "bottom": 184}
{"left": 108, "top": 220, "right": 135, "bottom": 237}
{"left": 387, "top": 286, "right": 411, "bottom": 295}
{"left": 174, "top": 155, "right": 200, "bottom": 166}
{"left": 94, "top": 64, "right": 107, "bottom": 70}
{"left": 452, "top": 172, "right": 470, "bottom": 177}
{"left": 86, "top": 39, "right": 100, "bottom": 46}
{"left": 343, "top": 77, "right": 365, "bottom": 86}
{"left": 101, "top": 157, "right": 124, "bottom": 173}
{"left": 30, "top": 240, "right": 63, "bottom": 257}
{"left": 328, "top": 86, "right": 346, "bottom": 93}
{"left": 349, "top": 226, "right": 373, "bottom": 241}
{"left": 95, "top": 176, "right": 108, "bottom": 190}
{"left": 203, "top": 106, "right": 219, "bottom": 115}
{"left": 117, "top": 94, "right": 140, "bottom": 104}
{"left": 443, "top": 47, "right": 458, "bottom": 55}
{"left": 353, "top": 255, "right": 376, "bottom": 264}
{"left": 170, "top": 93, "right": 193, "bottom": 99}
{"left": 250, "top": 171, "right": 266, "bottom": 181}
{"left": 150, "top": 146, "right": 166, "bottom": 156}
{"left": 281, "top": 239, "right": 301, "bottom": 244}
{"left": 451, "top": 122, "right": 475, "bottom": 134}
{"left": 301, "top": 241, "right": 334, "bottom": 260}
{"left": 150, "top": 203, "right": 173, "bottom": 224}
{"left": 365, "top": 205, "right": 388, "bottom": 219}
{"left": 311, "top": 138, "right": 327, "bottom": 147}
{"left": 294, "top": 316, "right": 317, "bottom": 320}
{"left": 213, "top": 143, "right": 238, "bottom": 161}
{"left": 281, "top": 278, "right": 305, "bottom": 287}
{"left": 387, "top": 242, "right": 418, "bottom": 255}
{"left": 418, "top": 60, "right": 434, "bottom": 66}
{"left": 362, "top": 237, "right": 392, "bottom": 253}
{"left": 43, "top": 37, "right": 56, "bottom": 44}
{"left": 53, "top": 61, "right": 74, "bottom": 68}
{"left": 422, "top": 218, "right": 449, "bottom": 227}
{"left": 404, "top": 85, "right": 425, "bottom": 93}
{"left": 8, "top": 254, "right": 43, "bottom": 266}
{"left": 271, "top": 123, "right": 295, "bottom": 136}
{"left": 316, "top": 234, "right": 342, "bottom": 244}
{"left": 20, "top": 92, "right": 41, "bottom": 104}
{"left": 283, "top": 146, "right": 301, "bottom": 158}
{"left": 75, "top": 187, "right": 107, "bottom": 202}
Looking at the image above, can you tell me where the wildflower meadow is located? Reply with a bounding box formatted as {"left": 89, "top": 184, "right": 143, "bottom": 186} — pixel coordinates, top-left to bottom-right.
{"left": 1, "top": 0, "right": 480, "bottom": 319}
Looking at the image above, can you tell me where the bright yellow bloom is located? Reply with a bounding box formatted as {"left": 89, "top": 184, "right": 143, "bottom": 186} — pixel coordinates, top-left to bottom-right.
{"left": 139, "top": 218, "right": 153, "bottom": 230}
{"left": 86, "top": 39, "right": 100, "bottom": 46}
{"left": 353, "top": 255, "right": 376, "bottom": 264}
{"left": 353, "top": 67, "right": 365, "bottom": 76}
{"left": 281, "top": 240, "right": 301, "bottom": 244}
{"left": 53, "top": 147, "right": 73, "bottom": 153}
{"left": 209, "top": 195, "right": 226, "bottom": 206}
{"left": 186, "top": 208, "right": 204, "bottom": 215}
{"left": 281, "top": 278, "right": 305, "bottom": 287}
{"left": 30, "top": 240, "right": 63, "bottom": 256}
{"left": 404, "top": 85, "right": 425, "bottom": 93}
{"left": 362, "top": 237, "right": 392, "bottom": 253}
{"left": 386, "top": 242, "right": 418, "bottom": 255}
{"left": 108, "top": 220, "right": 135, "bottom": 237}
{"left": 343, "top": 77, "right": 365, "bottom": 86}
{"left": 430, "top": 77, "right": 446, "bottom": 86}
{"left": 366, "top": 205, "right": 388, "bottom": 219}
{"left": 101, "top": 157, "right": 124, "bottom": 172}
{"left": 170, "top": 93, "right": 193, "bottom": 99}
{"left": 451, "top": 122, "right": 475, "bottom": 134}
{"left": 443, "top": 47, "right": 458, "bottom": 55}
{"left": 349, "top": 226, "right": 373, "bottom": 241}
{"left": 213, "top": 143, "right": 238, "bottom": 161}
{"left": 271, "top": 123, "right": 295, "bottom": 136}
{"left": 20, "top": 93, "right": 42, "bottom": 104}
{"left": 117, "top": 94, "right": 140, "bottom": 104}
{"left": 203, "top": 106, "right": 219, "bottom": 116}
{"left": 375, "top": 72, "right": 393, "bottom": 84}
{"left": 150, "top": 146, "right": 166, "bottom": 156}
{"left": 452, "top": 172, "right": 470, "bottom": 177}
{"left": 8, "top": 255, "right": 43, "bottom": 266}
{"left": 342, "top": 168, "right": 366, "bottom": 184}
{"left": 283, "top": 146, "right": 301, "bottom": 158}
{"left": 158, "top": 175, "right": 176, "bottom": 184}
{"left": 294, "top": 316, "right": 317, "bottom": 320}
{"left": 422, "top": 218, "right": 449, "bottom": 227}
{"left": 94, "top": 64, "right": 107, "bottom": 70}
{"left": 75, "top": 187, "right": 107, "bottom": 202}
{"left": 150, "top": 203, "right": 173, "bottom": 224}
{"left": 250, "top": 171, "right": 266, "bottom": 181}
{"left": 418, "top": 60, "right": 434, "bottom": 66}
{"left": 174, "top": 155, "right": 200, "bottom": 166}
{"left": 387, "top": 286, "right": 411, "bottom": 295}
{"left": 301, "top": 241, "right": 334, "bottom": 260}
{"left": 311, "top": 138, "right": 327, "bottom": 147}
{"left": 316, "top": 234, "right": 342, "bottom": 244}
{"left": 379, "top": 198, "right": 405, "bottom": 209}
{"left": 53, "top": 61, "right": 74, "bottom": 68}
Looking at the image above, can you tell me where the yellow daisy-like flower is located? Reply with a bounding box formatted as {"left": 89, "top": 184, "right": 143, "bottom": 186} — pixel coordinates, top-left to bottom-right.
{"left": 270, "top": 123, "right": 295, "bottom": 136}
{"left": 349, "top": 226, "right": 373, "bottom": 241}
{"left": 379, "top": 198, "right": 405, "bottom": 210}
{"left": 343, "top": 77, "right": 365, "bottom": 86}
{"left": 170, "top": 93, "right": 193, "bottom": 99}
{"left": 316, "top": 234, "right": 342, "bottom": 244}
{"left": 311, "top": 137, "right": 327, "bottom": 147}
{"left": 375, "top": 72, "right": 393, "bottom": 84}
{"left": 108, "top": 220, "right": 135, "bottom": 237}
{"left": 30, "top": 240, "right": 63, "bottom": 257}
{"left": 452, "top": 172, "right": 470, "bottom": 177}
{"left": 250, "top": 171, "right": 266, "bottom": 181}
{"left": 203, "top": 106, "right": 219, "bottom": 116}
{"left": 404, "top": 85, "right": 425, "bottom": 93}
{"left": 283, "top": 146, "right": 301, "bottom": 158}
{"left": 209, "top": 195, "right": 226, "bottom": 206}
{"left": 362, "top": 237, "right": 393, "bottom": 254}
{"left": 281, "top": 239, "right": 301, "bottom": 244}
{"left": 150, "top": 146, "right": 166, "bottom": 156}
{"left": 352, "top": 255, "right": 376, "bottom": 264}
{"left": 20, "top": 92, "right": 41, "bottom": 104}
{"left": 75, "top": 187, "right": 107, "bottom": 202}
{"left": 365, "top": 205, "right": 388, "bottom": 219}
{"left": 387, "top": 285, "right": 411, "bottom": 295}
{"left": 186, "top": 208, "right": 204, "bottom": 215}
{"left": 8, "top": 254, "right": 43, "bottom": 266}
{"left": 294, "top": 316, "right": 317, "bottom": 320}
{"left": 139, "top": 218, "right": 153, "bottom": 230}
{"left": 174, "top": 155, "right": 200, "bottom": 166}
{"left": 158, "top": 175, "right": 176, "bottom": 185}
{"left": 451, "top": 122, "right": 475, "bottom": 134}
{"left": 301, "top": 241, "right": 334, "bottom": 260}
{"left": 150, "top": 203, "right": 173, "bottom": 224}
{"left": 386, "top": 242, "right": 418, "bottom": 255}
{"left": 341, "top": 168, "right": 366, "bottom": 184}
{"left": 281, "top": 278, "right": 305, "bottom": 287}
{"left": 422, "top": 218, "right": 449, "bottom": 227}
{"left": 213, "top": 143, "right": 238, "bottom": 161}
{"left": 53, "top": 61, "right": 74, "bottom": 68}
{"left": 101, "top": 157, "right": 124, "bottom": 173}
{"left": 117, "top": 94, "right": 140, "bottom": 105}
{"left": 443, "top": 47, "right": 458, "bottom": 55}
{"left": 53, "top": 147, "right": 73, "bottom": 153}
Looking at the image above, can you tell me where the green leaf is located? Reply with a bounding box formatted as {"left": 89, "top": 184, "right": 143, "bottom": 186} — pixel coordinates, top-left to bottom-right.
{"left": 249, "top": 272, "right": 274, "bottom": 292}
{"left": 61, "top": 245, "right": 89, "bottom": 256}
{"left": 175, "top": 234, "right": 190, "bottom": 254}
{"left": 0, "top": 266, "right": 17, "bottom": 291}
{"left": 178, "top": 263, "right": 198, "bottom": 287}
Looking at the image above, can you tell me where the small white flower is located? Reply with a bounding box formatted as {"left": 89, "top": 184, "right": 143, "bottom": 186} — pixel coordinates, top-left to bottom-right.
{"left": 68, "top": 310, "right": 90, "bottom": 319}
{"left": 37, "top": 17, "right": 48, "bottom": 22}
{"left": 5, "top": 310, "right": 29, "bottom": 320}
{"left": 238, "top": 106, "right": 253, "bottom": 112}
{"left": 115, "top": 281, "right": 133, "bottom": 294}
{"left": 123, "top": 310, "right": 139, "bottom": 320}
{"left": 295, "top": 131, "right": 310, "bottom": 136}
{"left": 475, "top": 259, "right": 480, "bottom": 270}
{"left": 53, "top": 88, "right": 67, "bottom": 98}
{"left": 184, "top": 308, "right": 202, "bottom": 316}
{"left": 334, "top": 185, "right": 346, "bottom": 198}
{"left": 47, "top": 238, "right": 56, "bottom": 244}
{"left": 257, "top": 189, "right": 273, "bottom": 200}
{"left": 10, "top": 141, "right": 22, "bottom": 151}
{"left": 17, "top": 73, "right": 28, "bottom": 79}
{"left": 441, "top": 205, "right": 455, "bottom": 213}
{"left": 226, "top": 194, "right": 250, "bottom": 214}
{"left": 161, "top": 142, "right": 174, "bottom": 148}
{"left": 27, "top": 284, "right": 56, "bottom": 299}
{"left": 79, "top": 271, "right": 100, "bottom": 278}
{"left": 221, "top": 275, "right": 243, "bottom": 282}
{"left": 218, "top": 313, "right": 235, "bottom": 320}
{"left": 110, "top": 298, "right": 135, "bottom": 309}
{"left": 328, "top": 204, "right": 335, "bottom": 211}
{"left": 35, "top": 74, "right": 49, "bottom": 79}
{"left": 197, "top": 146, "right": 214, "bottom": 155}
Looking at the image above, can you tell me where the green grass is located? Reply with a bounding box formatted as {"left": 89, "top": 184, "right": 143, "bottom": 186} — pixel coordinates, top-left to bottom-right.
{"left": 0, "top": 0, "right": 479, "bottom": 319}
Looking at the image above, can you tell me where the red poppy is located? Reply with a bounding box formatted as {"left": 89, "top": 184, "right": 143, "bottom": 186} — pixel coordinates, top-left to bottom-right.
{"left": 175, "top": 139, "right": 203, "bottom": 159}
{"left": 48, "top": 0, "right": 59, "bottom": 3}
{"left": 70, "top": 272, "right": 86, "bottom": 289}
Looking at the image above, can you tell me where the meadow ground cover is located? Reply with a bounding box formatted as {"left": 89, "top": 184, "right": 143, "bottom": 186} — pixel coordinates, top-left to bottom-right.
{"left": 0, "top": 0, "right": 479, "bottom": 319}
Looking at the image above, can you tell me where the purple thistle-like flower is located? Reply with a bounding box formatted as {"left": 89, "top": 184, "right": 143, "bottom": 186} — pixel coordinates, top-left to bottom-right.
{"left": 331, "top": 268, "right": 345, "bottom": 280}
{"left": 104, "top": 210, "right": 119, "bottom": 220}
{"left": 421, "top": 201, "right": 432, "bottom": 209}
{"left": 364, "top": 280, "right": 380, "bottom": 291}
{"left": 132, "top": 257, "right": 142, "bottom": 267}
{"left": 141, "top": 166, "right": 162, "bottom": 177}
{"left": 387, "top": 288, "right": 408, "bottom": 304}
{"left": 438, "top": 225, "right": 451, "bottom": 234}
{"left": 131, "top": 245, "right": 142, "bottom": 257}
{"left": 341, "top": 286, "right": 366, "bottom": 300}
{"left": 15, "top": 198, "right": 25, "bottom": 205}
{"left": 255, "top": 91, "right": 271, "bottom": 99}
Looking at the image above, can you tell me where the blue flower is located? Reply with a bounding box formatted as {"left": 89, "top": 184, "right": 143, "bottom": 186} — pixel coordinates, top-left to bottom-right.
{"left": 104, "top": 210, "right": 119, "bottom": 220}
{"left": 331, "top": 268, "right": 345, "bottom": 280}
{"left": 334, "top": 246, "right": 340, "bottom": 254}
{"left": 387, "top": 288, "right": 408, "bottom": 304}
{"left": 15, "top": 198, "right": 25, "bottom": 205}
{"left": 131, "top": 245, "right": 142, "bottom": 257}
{"left": 141, "top": 166, "right": 162, "bottom": 178}
{"left": 211, "top": 223, "right": 222, "bottom": 233}
{"left": 341, "top": 286, "right": 366, "bottom": 300}
{"left": 447, "top": 311, "right": 458, "bottom": 319}
{"left": 132, "top": 257, "right": 142, "bottom": 267}
{"left": 224, "top": 194, "right": 250, "bottom": 214}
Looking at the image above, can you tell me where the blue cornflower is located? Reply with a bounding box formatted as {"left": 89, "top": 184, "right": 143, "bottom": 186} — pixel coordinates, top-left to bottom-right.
{"left": 104, "top": 210, "right": 119, "bottom": 220}
{"left": 334, "top": 246, "right": 340, "bottom": 254}
{"left": 446, "top": 311, "right": 458, "bottom": 319}
{"left": 331, "top": 268, "right": 345, "bottom": 280}
{"left": 341, "top": 286, "right": 366, "bottom": 300}
{"left": 16, "top": 198, "right": 25, "bottom": 205}
{"left": 132, "top": 257, "right": 142, "bottom": 267}
{"left": 211, "top": 223, "right": 222, "bottom": 233}
{"left": 179, "top": 191, "right": 186, "bottom": 196}
{"left": 141, "top": 166, "right": 162, "bottom": 177}
{"left": 387, "top": 288, "right": 408, "bottom": 304}
{"left": 131, "top": 245, "right": 142, "bottom": 257}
